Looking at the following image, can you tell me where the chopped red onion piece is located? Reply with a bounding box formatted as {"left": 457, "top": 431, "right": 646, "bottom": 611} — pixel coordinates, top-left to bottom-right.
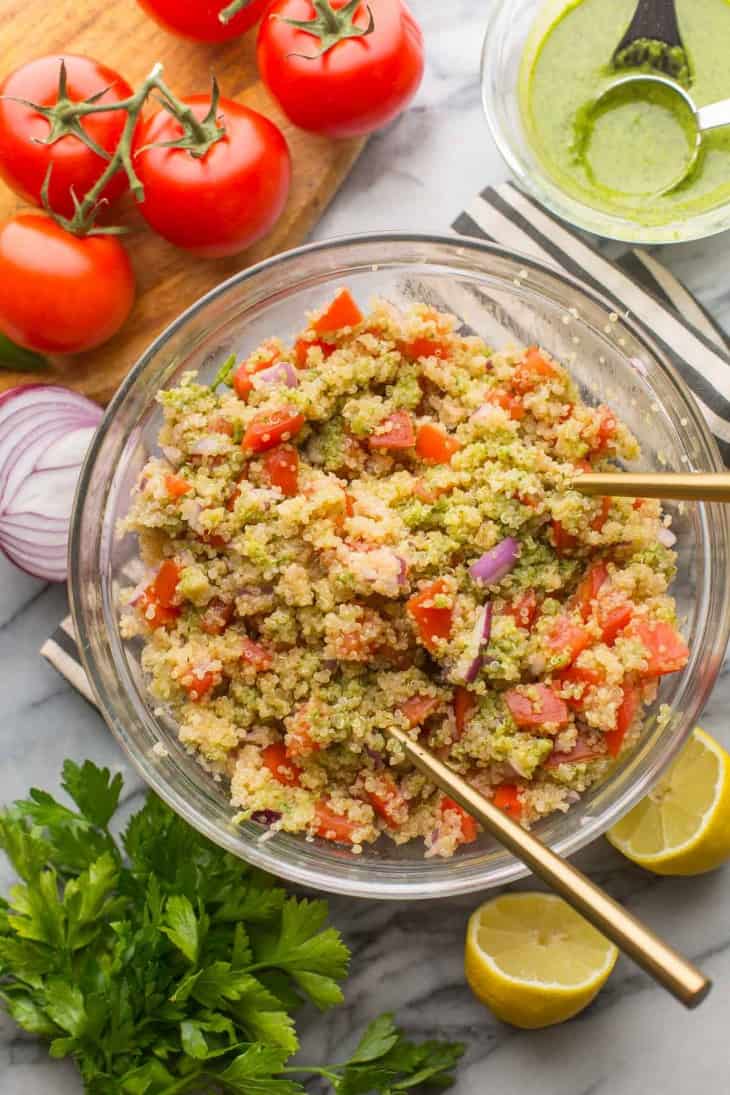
{"left": 463, "top": 602, "right": 493, "bottom": 683}
{"left": 250, "top": 809, "right": 282, "bottom": 826}
{"left": 0, "top": 386, "right": 102, "bottom": 582}
{"left": 252, "top": 361, "right": 299, "bottom": 390}
{"left": 469, "top": 537, "right": 519, "bottom": 586}
{"left": 657, "top": 526, "right": 677, "bottom": 548}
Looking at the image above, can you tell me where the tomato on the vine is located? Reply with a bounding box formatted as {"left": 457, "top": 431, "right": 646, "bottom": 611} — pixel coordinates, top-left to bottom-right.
{"left": 132, "top": 96, "right": 291, "bottom": 258}
{"left": 0, "top": 213, "right": 135, "bottom": 354}
{"left": 257, "top": 0, "right": 424, "bottom": 138}
{"left": 137, "top": 0, "right": 270, "bottom": 42}
{"left": 0, "top": 55, "right": 133, "bottom": 218}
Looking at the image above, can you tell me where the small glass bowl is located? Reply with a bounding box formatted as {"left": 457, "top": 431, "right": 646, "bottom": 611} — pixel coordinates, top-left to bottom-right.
{"left": 481, "top": 0, "right": 730, "bottom": 244}
{"left": 69, "top": 233, "right": 730, "bottom": 899}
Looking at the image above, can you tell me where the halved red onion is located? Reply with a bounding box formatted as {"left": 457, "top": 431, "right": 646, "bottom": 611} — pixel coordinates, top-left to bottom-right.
{"left": 461, "top": 603, "right": 493, "bottom": 684}
{"left": 252, "top": 361, "right": 299, "bottom": 390}
{"left": 469, "top": 537, "right": 519, "bottom": 586}
{"left": 0, "top": 386, "right": 102, "bottom": 582}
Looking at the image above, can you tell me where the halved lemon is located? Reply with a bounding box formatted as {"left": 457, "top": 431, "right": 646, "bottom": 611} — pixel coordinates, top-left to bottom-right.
{"left": 464, "top": 893, "right": 618, "bottom": 1028}
{"left": 607, "top": 726, "right": 730, "bottom": 875}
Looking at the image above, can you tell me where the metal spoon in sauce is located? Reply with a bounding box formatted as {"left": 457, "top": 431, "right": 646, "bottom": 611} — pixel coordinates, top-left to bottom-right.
{"left": 587, "top": 74, "right": 730, "bottom": 196}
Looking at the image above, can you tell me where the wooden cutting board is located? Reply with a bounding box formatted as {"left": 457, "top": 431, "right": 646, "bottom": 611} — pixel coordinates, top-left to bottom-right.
{"left": 0, "top": 0, "right": 365, "bottom": 403}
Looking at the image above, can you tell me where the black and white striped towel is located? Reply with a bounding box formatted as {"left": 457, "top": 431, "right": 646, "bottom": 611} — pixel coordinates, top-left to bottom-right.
{"left": 41, "top": 180, "right": 730, "bottom": 698}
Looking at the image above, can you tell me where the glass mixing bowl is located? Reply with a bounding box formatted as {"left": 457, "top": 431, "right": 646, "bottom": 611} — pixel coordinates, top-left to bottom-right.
{"left": 482, "top": 0, "right": 730, "bottom": 244}
{"left": 69, "top": 234, "right": 730, "bottom": 899}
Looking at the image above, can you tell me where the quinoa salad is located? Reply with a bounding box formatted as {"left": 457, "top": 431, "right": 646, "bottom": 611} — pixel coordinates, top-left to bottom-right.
{"left": 120, "top": 290, "right": 690, "bottom": 858}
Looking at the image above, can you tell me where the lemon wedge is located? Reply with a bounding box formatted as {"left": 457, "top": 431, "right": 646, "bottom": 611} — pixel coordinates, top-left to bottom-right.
{"left": 464, "top": 893, "right": 618, "bottom": 1028}
{"left": 607, "top": 726, "right": 730, "bottom": 875}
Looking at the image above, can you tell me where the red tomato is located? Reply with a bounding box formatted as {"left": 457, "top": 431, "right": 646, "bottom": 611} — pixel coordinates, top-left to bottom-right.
{"left": 137, "top": 559, "right": 182, "bottom": 629}
{"left": 314, "top": 801, "right": 357, "bottom": 843}
{"left": 400, "top": 336, "right": 449, "bottom": 360}
{"left": 200, "top": 598, "right": 234, "bottom": 635}
{"left": 551, "top": 519, "right": 579, "bottom": 555}
{"left": 165, "top": 474, "right": 192, "bottom": 498}
{"left": 587, "top": 405, "right": 617, "bottom": 453}
{"left": 598, "top": 600, "right": 633, "bottom": 645}
{"left": 415, "top": 423, "right": 460, "bottom": 465}
{"left": 454, "top": 686, "right": 476, "bottom": 738}
{"left": 312, "top": 289, "right": 362, "bottom": 334}
{"left": 633, "top": 621, "right": 689, "bottom": 677}
{"left": 486, "top": 389, "right": 525, "bottom": 420}
{"left": 0, "top": 212, "right": 134, "bottom": 354}
{"left": 406, "top": 579, "right": 453, "bottom": 651}
{"left": 440, "top": 796, "right": 478, "bottom": 844}
{"left": 398, "top": 694, "right": 440, "bottom": 727}
{"left": 133, "top": 96, "right": 291, "bottom": 258}
{"left": 257, "top": 0, "right": 424, "bottom": 139}
{"left": 505, "top": 685, "right": 569, "bottom": 730}
{"left": 368, "top": 410, "right": 415, "bottom": 450}
{"left": 233, "top": 343, "right": 281, "bottom": 399}
{"left": 366, "top": 775, "right": 405, "bottom": 827}
{"left": 262, "top": 742, "right": 302, "bottom": 787}
{"left": 181, "top": 668, "right": 219, "bottom": 702}
{"left": 545, "top": 737, "right": 606, "bottom": 768}
{"left": 240, "top": 637, "right": 274, "bottom": 671}
{"left": 591, "top": 496, "right": 612, "bottom": 532}
{"left": 242, "top": 408, "right": 305, "bottom": 452}
{"left": 604, "top": 682, "right": 640, "bottom": 757}
{"left": 511, "top": 347, "right": 558, "bottom": 393}
{"left": 493, "top": 784, "right": 522, "bottom": 819}
{"left": 295, "top": 336, "right": 336, "bottom": 368}
{"left": 556, "top": 665, "right": 604, "bottom": 710}
{"left": 263, "top": 445, "right": 299, "bottom": 496}
{"left": 0, "top": 55, "right": 133, "bottom": 218}
{"left": 137, "top": 0, "right": 270, "bottom": 41}
{"left": 503, "top": 590, "right": 539, "bottom": 630}
{"left": 545, "top": 616, "right": 592, "bottom": 666}
{"left": 571, "top": 562, "right": 608, "bottom": 619}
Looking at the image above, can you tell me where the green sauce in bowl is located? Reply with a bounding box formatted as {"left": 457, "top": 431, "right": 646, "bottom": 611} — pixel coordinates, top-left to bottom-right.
{"left": 521, "top": 0, "right": 730, "bottom": 225}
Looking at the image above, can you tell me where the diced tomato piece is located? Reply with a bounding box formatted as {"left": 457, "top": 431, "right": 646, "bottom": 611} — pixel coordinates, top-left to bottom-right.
{"left": 294, "top": 337, "right": 336, "bottom": 368}
{"left": 261, "top": 742, "right": 302, "bottom": 787}
{"left": 492, "top": 784, "right": 522, "bottom": 819}
{"left": 545, "top": 737, "right": 606, "bottom": 768}
{"left": 415, "top": 422, "right": 461, "bottom": 464}
{"left": 598, "top": 601, "right": 634, "bottom": 645}
{"left": 368, "top": 410, "right": 415, "bottom": 450}
{"left": 165, "top": 473, "right": 192, "bottom": 499}
{"left": 486, "top": 388, "right": 525, "bottom": 420}
{"left": 400, "top": 336, "right": 449, "bottom": 360}
{"left": 181, "top": 667, "right": 218, "bottom": 702}
{"left": 413, "top": 478, "right": 446, "bottom": 503}
{"left": 454, "top": 686, "right": 476, "bottom": 738}
{"left": 200, "top": 598, "right": 234, "bottom": 636}
{"left": 344, "top": 492, "right": 355, "bottom": 516}
{"left": 586, "top": 405, "right": 617, "bottom": 453}
{"left": 398, "top": 694, "right": 440, "bottom": 727}
{"left": 366, "top": 775, "right": 405, "bottom": 827}
{"left": 556, "top": 665, "right": 604, "bottom": 710}
{"left": 503, "top": 590, "right": 539, "bottom": 630}
{"left": 242, "top": 408, "right": 305, "bottom": 453}
{"left": 440, "top": 796, "right": 478, "bottom": 844}
{"left": 210, "top": 415, "right": 233, "bottom": 435}
{"left": 506, "top": 685, "right": 569, "bottom": 730}
{"left": 240, "top": 637, "right": 273, "bottom": 672}
{"left": 406, "top": 579, "right": 453, "bottom": 651}
{"left": 511, "top": 347, "right": 558, "bottom": 393}
{"left": 546, "top": 616, "right": 592, "bottom": 666}
{"left": 263, "top": 445, "right": 299, "bottom": 497}
{"left": 313, "top": 289, "right": 362, "bottom": 335}
{"left": 314, "top": 801, "right": 358, "bottom": 843}
{"left": 604, "top": 682, "right": 640, "bottom": 757}
{"left": 633, "top": 498, "right": 645, "bottom": 511}
{"left": 571, "top": 562, "right": 608, "bottom": 620}
{"left": 591, "top": 497, "right": 612, "bottom": 533}
{"left": 137, "top": 559, "right": 181, "bottom": 630}
{"left": 633, "top": 621, "right": 689, "bottom": 677}
{"left": 286, "top": 706, "right": 321, "bottom": 758}
{"left": 551, "top": 520, "right": 578, "bottom": 555}
{"left": 233, "top": 344, "right": 280, "bottom": 400}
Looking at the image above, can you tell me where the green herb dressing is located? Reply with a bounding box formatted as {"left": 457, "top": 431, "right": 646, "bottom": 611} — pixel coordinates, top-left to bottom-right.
{"left": 521, "top": 0, "right": 730, "bottom": 224}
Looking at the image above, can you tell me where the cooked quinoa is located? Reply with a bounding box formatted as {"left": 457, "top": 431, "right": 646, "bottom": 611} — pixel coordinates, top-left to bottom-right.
{"left": 119, "top": 290, "right": 689, "bottom": 858}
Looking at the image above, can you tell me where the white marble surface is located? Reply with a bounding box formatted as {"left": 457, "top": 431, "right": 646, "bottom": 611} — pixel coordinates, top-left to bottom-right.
{"left": 3, "top": 0, "right": 730, "bottom": 1091}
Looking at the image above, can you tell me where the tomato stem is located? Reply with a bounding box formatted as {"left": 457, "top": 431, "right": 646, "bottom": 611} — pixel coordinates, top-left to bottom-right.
{"left": 218, "top": 0, "right": 255, "bottom": 25}
{"left": 278, "top": 0, "right": 374, "bottom": 58}
{"left": 30, "top": 63, "right": 226, "bottom": 236}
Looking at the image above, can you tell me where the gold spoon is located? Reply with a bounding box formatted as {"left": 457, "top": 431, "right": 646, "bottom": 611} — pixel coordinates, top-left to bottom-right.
{"left": 387, "top": 725, "right": 710, "bottom": 1009}
{"left": 572, "top": 470, "right": 730, "bottom": 502}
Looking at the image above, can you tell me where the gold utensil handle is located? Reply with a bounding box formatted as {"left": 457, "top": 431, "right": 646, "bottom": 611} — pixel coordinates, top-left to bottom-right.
{"left": 388, "top": 726, "right": 711, "bottom": 1008}
{"left": 573, "top": 471, "right": 730, "bottom": 502}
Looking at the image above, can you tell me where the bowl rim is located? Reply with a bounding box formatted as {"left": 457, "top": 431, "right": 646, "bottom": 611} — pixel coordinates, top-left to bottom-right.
{"left": 69, "top": 230, "right": 730, "bottom": 898}
{"left": 480, "top": 0, "right": 730, "bottom": 245}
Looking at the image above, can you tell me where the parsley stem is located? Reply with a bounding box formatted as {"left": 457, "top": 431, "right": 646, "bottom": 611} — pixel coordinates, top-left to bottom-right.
{"left": 280, "top": 1065, "right": 341, "bottom": 1082}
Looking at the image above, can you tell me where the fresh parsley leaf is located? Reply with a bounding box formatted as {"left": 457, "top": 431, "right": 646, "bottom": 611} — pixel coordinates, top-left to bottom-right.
{"left": 346, "top": 1013, "right": 401, "bottom": 1064}
{"left": 8, "top": 868, "right": 66, "bottom": 947}
{"left": 64, "top": 853, "right": 123, "bottom": 951}
{"left": 335, "top": 1031, "right": 466, "bottom": 1095}
{"left": 61, "top": 760, "right": 123, "bottom": 829}
{"left": 0, "top": 990, "right": 60, "bottom": 1037}
{"left": 44, "top": 979, "right": 88, "bottom": 1037}
{"left": 0, "top": 813, "right": 53, "bottom": 881}
{"left": 253, "top": 898, "right": 349, "bottom": 1009}
{"left": 161, "top": 895, "right": 201, "bottom": 964}
{"left": 218, "top": 1044, "right": 303, "bottom": 1095}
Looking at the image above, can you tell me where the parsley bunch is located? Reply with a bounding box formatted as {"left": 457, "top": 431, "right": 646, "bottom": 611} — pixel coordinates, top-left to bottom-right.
{"left": 0, "top": 760, "right": 464, "bottom": 1094}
